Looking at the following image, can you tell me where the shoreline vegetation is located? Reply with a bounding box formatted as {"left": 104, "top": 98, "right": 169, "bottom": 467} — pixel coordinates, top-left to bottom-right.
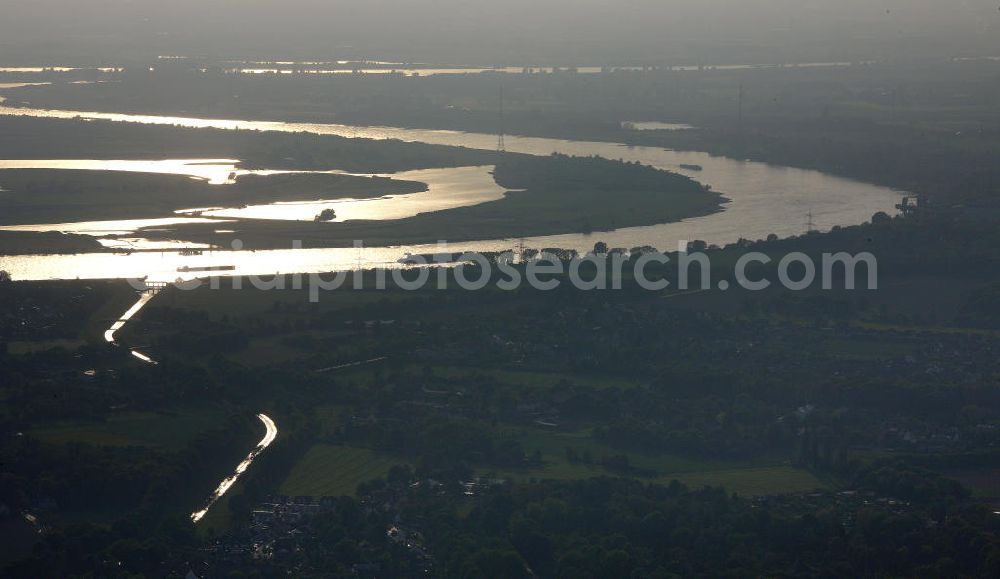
{"left": 0, "top": 140, "right": 723, "bottom": 252}
{"left": 0, "top": 230, "right": 105, "bottom": 255}
{"left": 132, "top": 154, "right": 723, "bottom": 250}
{"left": 0, "top": 170, "right": 427, "bottom": 226}
{"left": 0, "top": 115, "right": 498, "bottom": 173}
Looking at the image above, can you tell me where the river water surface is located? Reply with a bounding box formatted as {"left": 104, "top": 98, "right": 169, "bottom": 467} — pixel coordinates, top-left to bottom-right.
{"left": 0, "top": 104, "right": 904, "bottom": 281}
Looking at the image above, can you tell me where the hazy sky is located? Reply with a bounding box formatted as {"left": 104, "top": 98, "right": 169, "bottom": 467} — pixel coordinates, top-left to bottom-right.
{"left": 1, "top": 0, "right": 998, "bottom": 64}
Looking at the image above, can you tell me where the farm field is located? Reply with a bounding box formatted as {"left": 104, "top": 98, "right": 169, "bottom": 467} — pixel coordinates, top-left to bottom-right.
{"left": 483, "top": 427, "right": 827, "bottom": 496}
{"left": 279, "top": 444, "right": 406, "bottom": 497}
{"left": 30, "top": 407, "right": 228, "bottom": 452}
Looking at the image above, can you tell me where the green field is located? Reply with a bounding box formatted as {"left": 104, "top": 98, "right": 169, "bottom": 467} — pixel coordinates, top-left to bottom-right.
{"left": 820, "top": 337, "right": 918, "bottom": 361}
{"left": 7, "top": 339, "right": 87, "bottom": 355}
{"left": 280, "top": 430, "right": 825, "bottom": 499}
{"left": 159, "top": 284, "right": 413, "bottom": 319}
{"left": 428, "top": 366, "right": 637, "bottom": 392}
{"left": 327, "top": 365, "right": 639, "bottom": 394}
{"left": 31, "top": 407, "right": 227, "bottom": 452}
{"left": 669, "top": 466, "right": 828, "bottom": 496}
{"left": 226, "top": 333, "right": 316, "bottom": 367}
{"left": 483, "top": 427, "right": 826, "bottom": 497}
{"left": 944, "top": 468, "right": 1000, "bottom": 501}
{"left": 279, "top": 445, "right": 405, "bottom": 497}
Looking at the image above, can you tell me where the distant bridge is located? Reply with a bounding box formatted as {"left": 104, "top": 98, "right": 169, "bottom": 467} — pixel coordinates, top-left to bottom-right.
{"left": 140, "top": 281, "right": 170, "bottom": 296}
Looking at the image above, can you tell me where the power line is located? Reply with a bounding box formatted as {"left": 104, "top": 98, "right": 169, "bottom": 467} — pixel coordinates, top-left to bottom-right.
{"left": 497, "top": 83, "right": 506, "bottom": 154}
{"left": 737, "top": 82, "right": 744, "bottom": 131}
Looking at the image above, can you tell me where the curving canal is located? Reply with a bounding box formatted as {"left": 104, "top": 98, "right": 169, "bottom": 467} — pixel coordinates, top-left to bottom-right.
{"left": 104, "top": 291, "right": 159, "bottom": 364}
{"left": 104, "top": 288, "right": 278, "bottom": 524}
{"left": 190, "top": 413, "right": 279, "bottom": 524}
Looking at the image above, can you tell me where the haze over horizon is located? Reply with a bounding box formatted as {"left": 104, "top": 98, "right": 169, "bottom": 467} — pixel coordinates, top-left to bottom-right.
{"left": 1, "top": 0, "right": 998, "bottom": 65}
{"left": 3, "top": 0, "right": 1000, "bottom": 576}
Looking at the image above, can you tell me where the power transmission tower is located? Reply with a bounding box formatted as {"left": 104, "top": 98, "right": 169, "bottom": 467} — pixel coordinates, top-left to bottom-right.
{"left": 497, "top": 84, "right": 506, "bottom": 154}
{"left": 515, "top": 237, "right": 525, "bottom": 262}
{"left": 737, "top": 82, "right": 744, "bottom": 132}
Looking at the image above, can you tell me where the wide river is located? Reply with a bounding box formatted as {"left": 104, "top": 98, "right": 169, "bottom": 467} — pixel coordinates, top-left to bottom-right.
{"left": 0, "top": 104, "right": 904, "bottom": 282}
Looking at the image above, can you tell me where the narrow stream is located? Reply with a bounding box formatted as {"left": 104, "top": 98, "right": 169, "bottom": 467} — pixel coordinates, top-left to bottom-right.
{"left": 190, "top": 413, "right": 279, "bottom": 524}
{"left": 103, "top": 287, "right": 278, "bottom": 523}
{"left": 103, "top": 291, "right": 158, "bottom": 364}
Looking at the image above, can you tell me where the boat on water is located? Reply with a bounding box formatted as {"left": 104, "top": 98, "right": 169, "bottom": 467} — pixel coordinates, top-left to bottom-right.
{"left": 177, "top": 265, "right": 236, "bottom": 273}
{"left": 179, "top": 249, "right": 204, "bottom": 256}
{"left": 680, "top": 164, "right": 704, "bottom": 171}
{"left": 397, "top": 252, "right": 463, "bottom": 265}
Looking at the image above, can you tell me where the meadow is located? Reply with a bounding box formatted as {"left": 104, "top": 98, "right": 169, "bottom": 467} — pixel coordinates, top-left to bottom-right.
{"left": 279, "top": 444, "right": 405, "bottom": 497}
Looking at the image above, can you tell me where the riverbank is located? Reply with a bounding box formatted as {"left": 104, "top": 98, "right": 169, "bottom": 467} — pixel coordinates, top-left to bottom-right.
{"left": 0, "top": 104, "right": 899, "bottom": 277}
{"left": 0, "top": 230, "right": 106, "bottom": 255}
{"left": 0, "top": 169, "right": 427, "bottom": 226}
{"left": 134, "top": 154, "right": 724, "bottom": 250}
